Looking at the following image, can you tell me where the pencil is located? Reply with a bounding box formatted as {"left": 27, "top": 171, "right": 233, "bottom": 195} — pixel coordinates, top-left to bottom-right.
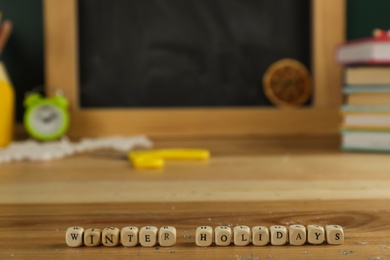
{"left": 0, "top": 20, "right": 12, "bottom": 55}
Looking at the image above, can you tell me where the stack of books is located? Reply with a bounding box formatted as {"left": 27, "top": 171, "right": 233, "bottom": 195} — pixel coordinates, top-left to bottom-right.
{"left": 338, "top": 29, "right": 390, "bottom": 152}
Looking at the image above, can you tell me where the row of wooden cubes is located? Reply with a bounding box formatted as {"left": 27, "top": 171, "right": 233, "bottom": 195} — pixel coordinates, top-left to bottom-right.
{"left": 196, "top": 225, "right": 344, "bottom": 246}
{"left": 66, "top": 225, "right": 344, "bottom": 247}
{"left": 66, "top": 226, "right": 176, "bottom": 247}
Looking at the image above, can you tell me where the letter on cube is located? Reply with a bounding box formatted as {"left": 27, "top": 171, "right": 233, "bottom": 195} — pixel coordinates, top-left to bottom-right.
{"left": 289, "top": 225, "right": 306, "bottom": 246}
{"left": 252, "top": 226, "right": 270, "bottom": 246}
{"left": 233, "top": 226, "right": 251, "bottom": 246}
{"left": 159, "top": 226, "right": 177, "bottom": 247}
{"left": 139, "top": 226, "right": 158, "bottom": 247}
{"left": 326, "top": 225, "right": 344, "bottom": 245}
{"left": 121, "top": 226, "right": 139, "bottom": 247}
{"left": 215, "top": 226, "right": 232, "bottom": 246}
{"left": 84, "top": 228, "right": 101, "bottom": 247}
{"left": 65, "top": 226, "right": 84, "bottom": 247}
{"left": 270, "top": 225, "right": 288, "bottom": 246}
{"left": 102, "top": 227, "right": 120, "bottom": 247}
{"left": 195, "top": 226, "right": 213, "bottom": 247}
{"left": 307, "top": 225, "right": 325, "bottom": 245}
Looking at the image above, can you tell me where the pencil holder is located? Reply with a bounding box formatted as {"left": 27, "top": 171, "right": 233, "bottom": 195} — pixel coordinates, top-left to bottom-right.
{"left": 0, "top": 62, "right": 14, "bottom": 147}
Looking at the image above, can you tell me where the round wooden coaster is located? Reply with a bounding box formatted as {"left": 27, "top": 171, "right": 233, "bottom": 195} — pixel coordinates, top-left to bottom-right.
{"left": 263, "top": 59, "right": 312, "bottom": 107}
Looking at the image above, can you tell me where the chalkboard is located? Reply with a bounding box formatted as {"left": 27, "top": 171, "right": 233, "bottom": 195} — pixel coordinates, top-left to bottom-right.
{"left": 78, "top": 0, "right": 311, "bottom": 108}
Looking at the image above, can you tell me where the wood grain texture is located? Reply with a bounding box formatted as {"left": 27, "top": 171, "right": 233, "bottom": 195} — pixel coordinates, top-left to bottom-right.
{"left": 0, "top": 200, "right": 389, "bottom": 259}
{"left": 44, "top": 0, "right": 345, "bottom": 137}
{"left": 2, "top": 136, "right": 390, "bottom": 204}
{"left": 312, "top": 0, "right": 345, "bottom": 107}
{"left": 66, "top": 108, "right": 341, "bottom": 138}
{"left": 44, "top": 0, "right": 79, "bottom": 105}
{"left": 2, "top": 136, "right": 389, "bottom": 259}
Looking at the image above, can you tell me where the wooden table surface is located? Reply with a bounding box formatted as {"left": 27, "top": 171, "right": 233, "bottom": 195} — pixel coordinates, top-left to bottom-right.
{"left": 1, "top": 136, "right": 389, "bottom": 259}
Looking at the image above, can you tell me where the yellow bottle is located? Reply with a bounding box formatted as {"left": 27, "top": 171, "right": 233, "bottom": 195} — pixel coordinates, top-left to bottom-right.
{"left": 0, "top": 61, "right": 14, "bottom": 147}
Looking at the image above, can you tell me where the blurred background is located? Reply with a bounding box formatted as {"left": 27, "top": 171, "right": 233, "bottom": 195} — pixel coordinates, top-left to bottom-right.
{"left": 1, "top": 0, "right": 390, "bottom": 121}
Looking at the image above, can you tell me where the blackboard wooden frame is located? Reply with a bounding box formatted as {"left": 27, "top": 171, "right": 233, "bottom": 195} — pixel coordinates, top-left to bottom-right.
{"left": 44, "top": 0, "right": 345, "bottom": 138}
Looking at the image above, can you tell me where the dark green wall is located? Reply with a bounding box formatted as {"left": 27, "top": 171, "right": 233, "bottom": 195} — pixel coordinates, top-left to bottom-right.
{"left": 1, "top": 0, "right": 43, "bottom": 121}
{"left": 347, "top": 0, "right": 390, "bottom": 39}
{"left": 1, "top": 0, "right": 390, "bottom": 120}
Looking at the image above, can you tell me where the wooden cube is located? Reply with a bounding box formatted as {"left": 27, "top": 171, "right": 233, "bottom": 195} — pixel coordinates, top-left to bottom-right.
{"left": 215, "top": 226, "right": 232, "bottom": 246}
{"left": 289, "top": 225, "right": 306, "bottom": 246}
{"left": 326, "top": 225, "right": 344, "bottom": 245}
{"left": 102, "top": 227, "right": 120, "bottom": 247}
{"left": 270, "top": 225, "right": 288, "bottom": 246}
{"left": 139, "top": 226, "right": 158, "bottom": 247}
{"left": 84, "top": 228, "right": 101, "bottom": 247}
{"left": 65, "top": 226, "right": 84, "bottom": 247}
{"left": 159, "top": 226, "right": 176, "bottom": 247}
{"left": 252, "top": 226, "right": 269, "bottom": 246}
{"left": 233, "top": 226, "right": 251, "bottom": 246}
{"left": 307, "top": 225, "right": 325, "bottom": 245}
{"left": 195, "top": 226, "right": 213, "bottom": 247}
{"left": 121, "top": 226, "right": 139, "bottom": 247}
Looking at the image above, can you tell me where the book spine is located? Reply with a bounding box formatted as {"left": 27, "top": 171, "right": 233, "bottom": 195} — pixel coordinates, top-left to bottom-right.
{"left": 343, "top": 86, "right": 390, "bottom": 93}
